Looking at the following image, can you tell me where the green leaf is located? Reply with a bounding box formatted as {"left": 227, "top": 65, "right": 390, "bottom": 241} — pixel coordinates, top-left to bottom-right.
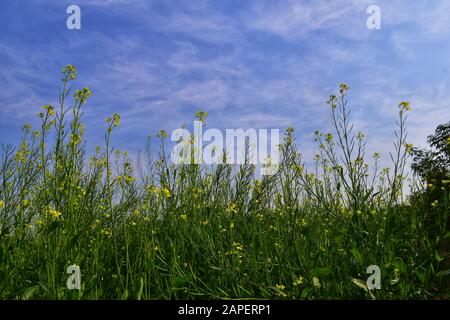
{"left": 351, "top": 247, "right": 364, "bottom": 265}
{"left": 47, "top": 220, "right": 61, "bottom": 233}
{"left": 414, "top": 268, "right": 427, "bottom": 284}
{"left": 171, "top": 275, "right": 186, "bottom": 288}
{"left": 311, "top": 267, "right": 332, "bottom": 277}
{"left": 300, "top": 287, "right": 310, "bottom": 299}
{"left": 435, "top": 252, "right": 444, "bottom": 262}
{"left": 66, "top": 234, "right": 80, "bottom": 250}
{"left": 21, "top": 285, "right": 40, "bottom": 300}
{"left": 436, "top": 269, "right": 450, "bottom": 277}
{"left": 137, "top": 278, "right": 144, "bottom": 300}
{"left": 351, "top": 278, "right": 368, "bottom": 292}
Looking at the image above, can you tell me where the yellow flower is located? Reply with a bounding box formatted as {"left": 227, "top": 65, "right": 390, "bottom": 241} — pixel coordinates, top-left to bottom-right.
{"left": 42, "top": 105, "right": 54, "bottom": 116}
{"left": 276, "top": 284, "right": 285, "bottom": 290}
{"left": 299, "top": 218, "right": 308, "bottom": 227}
{"left": 327, "top": 95, "right": 337, "bottom": 104}
{"left": 293, "top": 276, "right": 304, "bottom": 287}
{"left": 399, "top": 101, "right": 411, "bottom": 111}
{"left": 275, "top": 284, "right": 287, "bottom": 297}
{"left": 0, "top": 200, "right": 4, "bottom": 209}
{"left": 180, "top": 214, "right": 188, "bottom": 221}
{"left": 124, "top": 176, "right": 136, "bottom": 184}
{"left": 232, "top": 242, "right": 244, "bottom": 251}
{"left": 63, "top": 64, "right": 77, "bottom": 79}
{"left": 404, "top": 143, "right": 414, "bottom": 153}
{"left": 69, "top": 133, "right": 82, "bottom": 146}
{"left": 293, "top": 165, "right": 303, "bottom": 175}
{"left": 47, "top": 208, "right": 62, "bottom": 219}
{"left": 157, "top": 130, "right": 168, "bottom": 139}
{"left": 161, "top": 187, "right": 171, "bottom": 198}
{"left": 112, "top": 113, "right": 120, "bottom": 126}
{"left": 201, "top": 219, "right": 209, "bottom": 225}
{"left": 226, "top": 203, "right": 238, "bottom": 215}
{"left": 339, "top": 83, "right": 350, "bottom": 94}
{"left": 148, "top": 186, "right": 159, "bottom": 194}
{"left": 74, "top": 87, "right": 92, "bottom": 103}
{"left": 431, "top": 200, "right": 439, "bottom": 208}
{"left": 22, "top": 199, "right": 30, "bottom": 208}
{"left": 195, "top": 111, "right": 208, "bottom": 122}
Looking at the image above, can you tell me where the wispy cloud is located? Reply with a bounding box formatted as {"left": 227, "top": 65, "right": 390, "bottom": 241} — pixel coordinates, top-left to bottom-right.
{"left": 0, "top": 0, "right": 449, "bottom": 164}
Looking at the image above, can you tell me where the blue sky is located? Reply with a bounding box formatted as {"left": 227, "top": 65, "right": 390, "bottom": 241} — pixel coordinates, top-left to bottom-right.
{"left": 1, "top": 0, "right": 450, "bottom": 166}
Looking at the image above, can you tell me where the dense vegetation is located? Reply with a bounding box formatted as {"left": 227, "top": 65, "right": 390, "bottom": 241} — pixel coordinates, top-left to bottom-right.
{"left": 0, "top": 65, "right": 448, "bottom": 299}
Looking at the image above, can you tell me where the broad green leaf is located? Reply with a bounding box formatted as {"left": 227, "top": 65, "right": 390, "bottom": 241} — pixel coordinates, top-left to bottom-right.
{"left": 311, "top": 267, "right": 332, "bottom": 277}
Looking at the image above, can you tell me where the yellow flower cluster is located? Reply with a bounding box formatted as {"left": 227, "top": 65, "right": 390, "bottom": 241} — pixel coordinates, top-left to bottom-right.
{"left": 69, "top": 133, "right": 82, "bottom": 146}
{"left": 226, "top": 203, "right": 238, "bottom": 215}
{"left": 47, "top": 208, "right": 62, "bottom": 219}
{"left": 161, "top": 187, "right": 171, "bottom": 198}
{"left": 225, "top": 242, "right": 245, "bottom": 263}
{"left": 112, "top": 113, "right": 120, "bottom": 127}
{"left": 62, "top": 64, "right": 77, "bottom": 80}
{"left": 195, "top": 111, "right": 208, "bottom": 123}
{"left": 339, "top": 83, "right": 349, "bottom": 94}
{"left": 117, "top": 175, "right": 136, "bottom": 184}
{"left": 15, "top": 142, "right": 31, "bottom": 164}
{"left": 42, "top": 105, "right": 55, "bottom": 116}
{"left": 22, "top": 199, "right": 30, "bottom": 208}
{"left": 404, "top": 143, "right": 414, "bottom": 153}
{"left": 399, "top": 101, "right": 411, "bottom": 111}
{"left": 275, "top": 284, "right": 288, "bottom": 297}
{"left": 292, "top": 276, "right": 304, "bottom": 287}
{"left": 147, "top": 186, "right": 171, "bottom": 198}
{"left": 0, "top": 200, "right": 5, "bottom": 209}
{"left": 100, "top": 228, "right": 112, "bottom": 237}
{"left": 232, "top": 242, "right": 244, "bottom": 251}
{"left": 298, "top": 218, "right": 308, "bottom": 227}
{"left": 74, "top": 87, "right": 92, "bottom": 104}
{"left": 157, "top": 130, "right": 168, "bottom": 139}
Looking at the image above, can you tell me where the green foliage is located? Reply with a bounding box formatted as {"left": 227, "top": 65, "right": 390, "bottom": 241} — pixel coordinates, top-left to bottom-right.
{"left": 412, "top": 121, "right": 450, "bottom": 182}
{"left": 0, "top": 66, "right": 448, "bottom": 300}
